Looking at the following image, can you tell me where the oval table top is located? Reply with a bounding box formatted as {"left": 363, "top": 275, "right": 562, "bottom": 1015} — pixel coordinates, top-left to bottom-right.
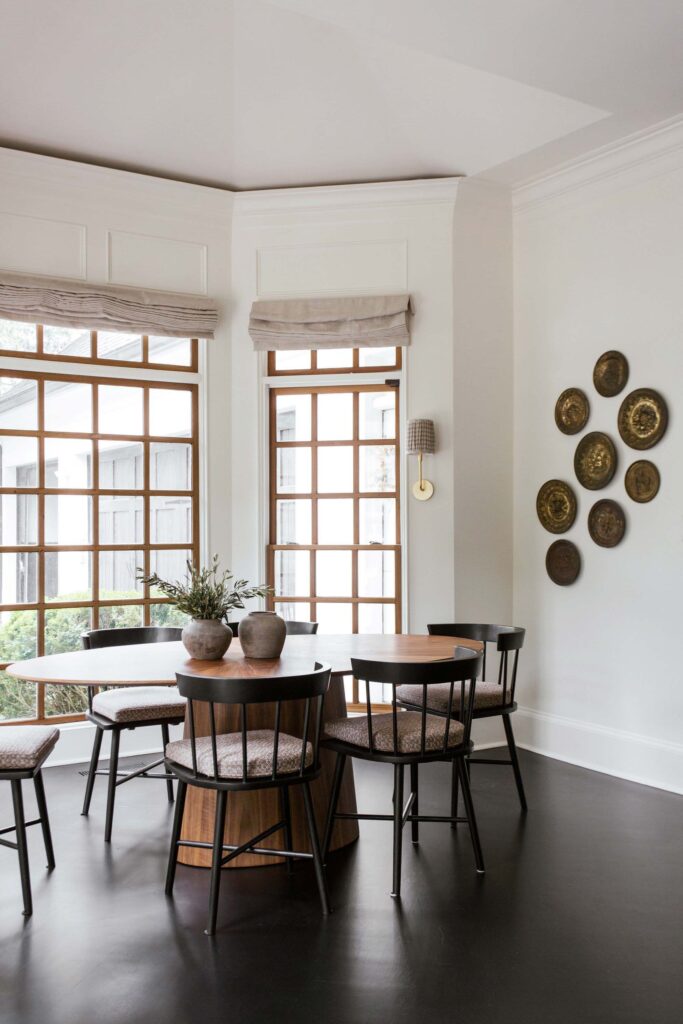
{"left": 7, "top": 633, "right": 481, "bottom": 686}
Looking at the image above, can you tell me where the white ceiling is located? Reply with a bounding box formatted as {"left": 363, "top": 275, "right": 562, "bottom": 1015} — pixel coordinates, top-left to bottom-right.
{"left": 1, "top": 0, "right": 683, "bottom": 190}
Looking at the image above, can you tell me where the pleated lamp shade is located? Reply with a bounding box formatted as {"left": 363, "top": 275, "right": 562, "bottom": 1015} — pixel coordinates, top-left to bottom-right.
{"left": 406, "top": 418, "right": 436, "bottom": 455}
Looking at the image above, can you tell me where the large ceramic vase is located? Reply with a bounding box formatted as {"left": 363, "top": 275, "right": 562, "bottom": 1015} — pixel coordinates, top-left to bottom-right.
{"left": 239, "top": 611, "right": 286, "bottom": 659}
{"left": 182, "top": 618, "right": 232, "bottom": 660}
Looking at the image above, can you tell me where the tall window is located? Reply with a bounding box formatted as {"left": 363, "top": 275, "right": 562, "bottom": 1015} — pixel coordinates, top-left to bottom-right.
{"left": 0, "top": 322, "right": 199, "bottom": 724}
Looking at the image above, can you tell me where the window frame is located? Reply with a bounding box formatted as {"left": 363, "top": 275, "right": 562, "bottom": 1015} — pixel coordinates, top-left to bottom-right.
{"left": 0, "top": 324, "right": 198, "bottom": 372}
{"left": 267, "top": 346, "right": 401, "bottom": 377}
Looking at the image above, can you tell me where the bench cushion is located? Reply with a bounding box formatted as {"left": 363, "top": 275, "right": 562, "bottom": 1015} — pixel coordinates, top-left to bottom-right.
{"left": 324, "top": 711, "right": 464, "bottom": 754}
{"left": 92, "top": 686, "right": 186, "bottom": 724}
{"left": 166, "top": 729, "right": 312, "bottom": 779}
{"left": 0, "top": 726, "right": 59, "bottom": 771}
{"left": 397, "top": 681, "right": 512, "bottom": 713}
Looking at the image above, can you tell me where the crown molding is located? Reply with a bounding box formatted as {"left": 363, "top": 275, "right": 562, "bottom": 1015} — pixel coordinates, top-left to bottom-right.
{"left": 513, "top": 115, "right": 683, "bottom": 215}
{"left": 233, "top": 177, "right": 462, "bottom": 218}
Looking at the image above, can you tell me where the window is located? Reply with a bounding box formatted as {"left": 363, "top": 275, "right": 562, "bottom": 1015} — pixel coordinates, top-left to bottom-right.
{"left": 268, "top": 346, "right": 401, "bottom": 376}
{"left": 0, "top": 327, "right": 200, "bottom": 724}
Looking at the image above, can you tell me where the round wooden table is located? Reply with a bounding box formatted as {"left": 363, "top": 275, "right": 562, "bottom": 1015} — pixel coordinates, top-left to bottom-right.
{"left": 8, "top": 633, "right": 479, "bottom": 868}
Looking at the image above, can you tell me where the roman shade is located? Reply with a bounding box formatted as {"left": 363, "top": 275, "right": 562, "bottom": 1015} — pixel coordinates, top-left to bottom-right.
{"left": 248, "top": 294, "right": 412, "bottom": 350}
{"left": 0, "top": 270, "right": 218, "bottom": 339}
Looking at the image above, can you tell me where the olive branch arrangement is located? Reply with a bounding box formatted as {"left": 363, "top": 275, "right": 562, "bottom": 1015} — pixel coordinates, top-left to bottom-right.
{"left": 137, "top": 555, "right": 271, "bottom": 621}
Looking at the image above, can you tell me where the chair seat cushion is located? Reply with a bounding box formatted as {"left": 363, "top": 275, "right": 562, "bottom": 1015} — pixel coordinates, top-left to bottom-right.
{"left": 324, "top": 711, "right": 464, "bottom": 754}
{"left": 166, "top": 730, "right": 312, "bottom": 779}
{"left": 0, "top": 725, "right": 59, "bottom": 771}
{"left": 92, "top": 686, "right": 186, "bottom": 723}
{"left": 397, "top": 681, "right": 512, "bottom": 713}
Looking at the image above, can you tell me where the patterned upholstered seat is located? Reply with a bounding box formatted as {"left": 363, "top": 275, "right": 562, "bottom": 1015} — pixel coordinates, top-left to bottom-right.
{"left": 166, "top": 730, "right": 313, "bottom": 779}
{"left": 0, "top": 726, "right": 60, "bottom": 771}
{"left": 397, "top": 680, "right": 512, "bottom": 713}
{"left": 324, "top": 711, "right": 464, "bottom": 754}
{"left": 92, "top": 686, "right": 186, "bottom": 724}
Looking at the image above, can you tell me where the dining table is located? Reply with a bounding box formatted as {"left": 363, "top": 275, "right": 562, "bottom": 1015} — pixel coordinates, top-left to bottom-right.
{"left": 8, "top": 633, "right": 481, "bottom": 868}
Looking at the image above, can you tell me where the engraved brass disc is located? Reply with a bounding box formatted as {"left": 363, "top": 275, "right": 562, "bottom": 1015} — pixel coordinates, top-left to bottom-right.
{"left": 593, "top": 350, "right": 629, "bottom": 397}
{"left": 554, "top": 388, "right": 590, "bottom": 435}
{"left": 574, "top": 432, "right": 617, "bottom": 490}
{"left": 536, "top": 480, "right": 577, "bottom": 534}
{"left": 625, "top": 460, "right": 660, "bottom": 503}
{"left": 618, "top": 388, "right": 668, "bottom": 450}
{"left": 588, "top": 499, "right": 626, "bottom": 548}
{"left": 546, "top": 540, "right": 581, "bottom": 586}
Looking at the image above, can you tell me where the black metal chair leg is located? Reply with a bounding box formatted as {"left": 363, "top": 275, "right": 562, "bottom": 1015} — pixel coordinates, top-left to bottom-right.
{"left": 104, "top": 729, "right": 120, "bottom": 844}
{"left": 81, "top": 725, "right": 103, "bottom": 816}
{"left": 206, "top": 790, "right": 228, "bottom": 936}
{"left": 161, "top": 724, "right": 174, "bottom": 803}
{"left": 450, "top": 757, "right": 459, "bottom": 829}
{"left": 391, "top": 763, "right": 404, "bottom": 898}
{"left": 302, "top": 781, "right": 331, "bottom": 916}
{"left": 322, "top": 752, "right": 346, "bottom": 863}
{"left": 33, "top": 771, "right": 55, "bottom": 871}
{"left": 280, "top": 786, "right": 294, "bottom": 875}
{"left": 503, "top": 714, "right": 528, "bottom": 812}
{"left": 410, "top": 763, "right": 419, "bottom": 845}
{"left": 11, "top": 780, "right": 32, "bottom": 917}
{"left": 457, "top": 758, "right": 485, "bottom": 874}
{"left": 165, "top": 779, "right": 187, "bottom": 896}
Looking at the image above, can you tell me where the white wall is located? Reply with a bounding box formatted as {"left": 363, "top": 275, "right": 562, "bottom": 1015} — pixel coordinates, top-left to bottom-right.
{"left": 513, "top": 127, "right": 683, "bottom": 793}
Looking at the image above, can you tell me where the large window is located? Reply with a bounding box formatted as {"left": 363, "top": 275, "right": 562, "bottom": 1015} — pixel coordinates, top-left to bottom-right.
{"left": 0, "top": 323, "right": 200, "bottom": 724}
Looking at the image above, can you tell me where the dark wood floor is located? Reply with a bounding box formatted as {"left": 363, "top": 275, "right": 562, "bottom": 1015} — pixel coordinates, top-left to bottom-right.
{"left": 1, "top": 746, "right": 681, "bottom": 1024}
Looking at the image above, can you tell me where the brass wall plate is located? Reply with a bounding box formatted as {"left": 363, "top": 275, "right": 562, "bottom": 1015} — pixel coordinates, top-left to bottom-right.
{"left": 555, "top": 388, "right": 590, "bottom": 435}
{"left": 536, "top": 479, "right": 577, "bottom": 534}
{"left": 546, "top": 540, "right": 581, "bottom": 586}
{"left": 618, "top": 388, "right": 668, "bottom": 450}
{"left": 593, "top": 350, "right": 629, "bottom": 397}
{"left": 412, "top": 479, "right": 434, "bottom": 501}
{"left": 574, "top": 432, "right": 617, "bottom": 490}
{"left": 588, "top": 499, "right": 626, "bottom": 548}
{"left": 625, "top": 460, "right": 660, "bottom": 503}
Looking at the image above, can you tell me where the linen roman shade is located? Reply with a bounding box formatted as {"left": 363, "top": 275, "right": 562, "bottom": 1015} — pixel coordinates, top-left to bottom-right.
{"left": 248, "top": 294, "right": 412, "bottom": 350}
{"left": 0, "top": 270, "right": 218, "bottom": 339}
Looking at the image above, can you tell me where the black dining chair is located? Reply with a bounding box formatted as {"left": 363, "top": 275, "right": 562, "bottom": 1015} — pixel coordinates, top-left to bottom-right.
{"left": 0, "top": 725, "right": 59, "bottom": 916}
{"left": 398, "top": 625, "right": 527, "bottom": 816}
{"left": 226, "top": 620, "right": 319, "bottom": 636}
{"left": 80, "top": 626, "right": 185, "bottom": 842}
{"left": 321, "top": 649, "right": 484, "bottom": 899}
{"left": 164, "top": 661, "right": 332, "bottom": 935}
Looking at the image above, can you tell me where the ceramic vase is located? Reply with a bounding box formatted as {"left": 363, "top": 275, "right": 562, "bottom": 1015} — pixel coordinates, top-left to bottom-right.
{"left": 238, "top": 611, "right": 286, "bottom": 659}
{"left": 182, "top": 618, "right": 232, "bottom": 660}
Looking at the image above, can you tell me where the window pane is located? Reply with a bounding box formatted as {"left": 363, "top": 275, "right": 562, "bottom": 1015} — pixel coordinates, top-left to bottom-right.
{"left": 43, "top": 325, "right": 91, "bottom": 358}
{"left": 150, "top": 388, "right": 192, "bottom": 437}
{"left": 274, "top": 550, "right": 310, "bottom": 597}
{"left": 276, "top": 447, "right": 311, "bottom": 494}
{"left": 274, "top": 350, "right": 311, "bottom": 371}
{"left": 151, "top": 442, "right": 192, "bottom": 490}
{"left": 45, "top": 552, "right": 92, "bottom": 601}
{"left": 359, "top": 498, "right": 396, "bottom": 545}
{"left": 45, "top": 495, "right": 92, "bottom": 545}
{"left": 150, "top": 603, "right": 189, "bottom": 628}
{"left": 0, "top": 669, "right": 37, "bottom": 721}
{"left": 317, "top": 446, "right": 353, "bottom": 493}
{"left": 99, "top": 550, "right": 144, "bottom": 598}
{"left": 148, "top": 336, "right": 192, "bottom": 366}
{"left": 276, "top": 394, "right": 310, "bottom": 442}
{"left": 0, "top": 377, "right": 38, "bottom": 430}
{"left": 44, "top": 437, "right": 92, "bottom": 488}
{"left": 316, "top": 550, "right": 351, "bottom": 597}
{"left": 358, "top": 603, "right": 396, "bottom": 634}
{"left": 0, "top": 435, "right": 38, "bottom": 484}
{"left": 99, "top": 495, "right": 144, "bottom": 544}
{"left": 99, "top": 604, "right": 144, "bottom": 629}
{"left": 358, "top": 347, "right": 396, "bottom": 367}
{"left": 45, "top": 684, "right": 90, "bottom": 717}
{"left": 276, "top": 499, "right": 311, "bottom": 544}
{"left": 318, "top": 393, "right": 352, "bottom": 440}
{"left": 1, "top": 494, "right": 37, "bottom": 546}
{"left": 1, "top": 552, "right": 38, "bottom": 605}
{"left": 315, "top": 603, "right": 352, "bottom": 633}
{"left": 150, "top": 496, "right": 192, "bottom": 544}
{"left": 359, "top": 445, "right": 395, "bottom": 492}
{"left": 45, "top": 380, "right": 92, "bottom": 433}
{"left": 274, "top": 601, "right": 311, "bottom": 623}
{"left": 0, "top": 320, "right": 37, "bottom": 352}
{"left": 98, "top": 440, "right": 144, "bottom": 490}
{"left": 0, "top": 608, "right": 37, "bottom": 661}
{"left": 317, "top": 348, "right": 353, "bottom": 368}
{"left": 358, "top": 550, "right": 395, "bottom": 598}
{"left": 318, "top": 499, "right": 353, "bottom": 544}
{"left": 359, "top": 391, "right": 395, "bottom": 439}
{"left": 98, "top": 385, "right": 144, "bottom": 436}
{"left": 97, "top": 332, "right": 142, "bottom": 362}
{"left": 150, "top": 548, "right": 192, "bottom": 583}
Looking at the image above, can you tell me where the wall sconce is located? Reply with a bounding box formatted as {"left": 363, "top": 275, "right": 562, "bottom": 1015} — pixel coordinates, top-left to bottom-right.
{"left": 406, "top": 419, "right": 436, "bottom": 501}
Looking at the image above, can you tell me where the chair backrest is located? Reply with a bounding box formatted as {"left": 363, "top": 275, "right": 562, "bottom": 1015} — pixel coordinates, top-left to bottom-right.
{"left": 82, "top": 626, "right": 183, "bottom": 650}
{"left": 174, "top": 662, "right": 331, "bottom": 784}
{"left": 285, "top": 620, "right": 319, "bottom": 635}
{"left": 225, "top": 621, "right": 241, "bottom": 636}
{"left": 427, "top": 624, "right": 525, "bottom": 704}
{"left": 351, "top": 649, "right": 483, "bottom": 758}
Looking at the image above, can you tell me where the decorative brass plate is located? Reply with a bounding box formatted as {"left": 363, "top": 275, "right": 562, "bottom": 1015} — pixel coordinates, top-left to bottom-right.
{"left": 593, "top": 350, "right": 629, "bottom": 397}
{"left": 574, "top": 432, "right": 617, "bottom": 490}
{"left": 588, "top": 499, "right": 626, "bottom": 548}
{"left": 618, "top": 388, "right": 668, "bottom": 450}
{"left": 536, "top": 479, "right": 577, "bottom": 534}
{"left": 554, "top": 388, "right": 590, "bottom": 435}
{"left": 546, "top": 540, "right": 581, "bottom": 586}
{"left": 625, "top": 460, "right": 660, "bottom": 503}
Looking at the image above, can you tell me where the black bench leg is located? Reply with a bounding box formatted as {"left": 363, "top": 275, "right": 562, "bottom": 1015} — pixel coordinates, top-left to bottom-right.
{"left": 410, "top": 763, "right": 419, "bottom": 844}
{"left": 81, "top": 725, "right": 103, "bottom": 816}
{"left": 450, "top": 757, "right": 459, "bottom": 828}
{"left": 104, "top": 729, "right": 120, "bottom": 844}
{"left": 457, "top": 757, "right": 485, "bottom": 874}
{"left": 165, "top": 779, "right": 187, "bottom": 896}
{"left": 11, "top": 780, "right": 32, "bottom": 917}
{"left": 322, "top": 752, "right": 345, "bottom": 864}
{"left": 391, "top": 763, "right": 404, "bottom": 898}
{"left": 206, "top": 789, "right": 228, "bottom": 936}
{"left": 302, "top": 781, "right": 331, "bottom": 916}
{"left": 161, "top": 724, "right": 174, "bottom": 803}
{"left": 34, "top": 771, "right": 55, "bottom": 871}
{"left": 503, "top": 715, "right": 528, "bottom": 812}
{"left": 280, "top": 786, "right": 294, "bottom": 875}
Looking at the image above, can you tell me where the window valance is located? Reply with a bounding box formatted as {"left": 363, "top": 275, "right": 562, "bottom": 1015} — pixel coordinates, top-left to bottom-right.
{"left": 0, "top": 271, "right": 218, "bottom": 339}
{"left": 249, "top": 294, "right": 412, "bottom": 350}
